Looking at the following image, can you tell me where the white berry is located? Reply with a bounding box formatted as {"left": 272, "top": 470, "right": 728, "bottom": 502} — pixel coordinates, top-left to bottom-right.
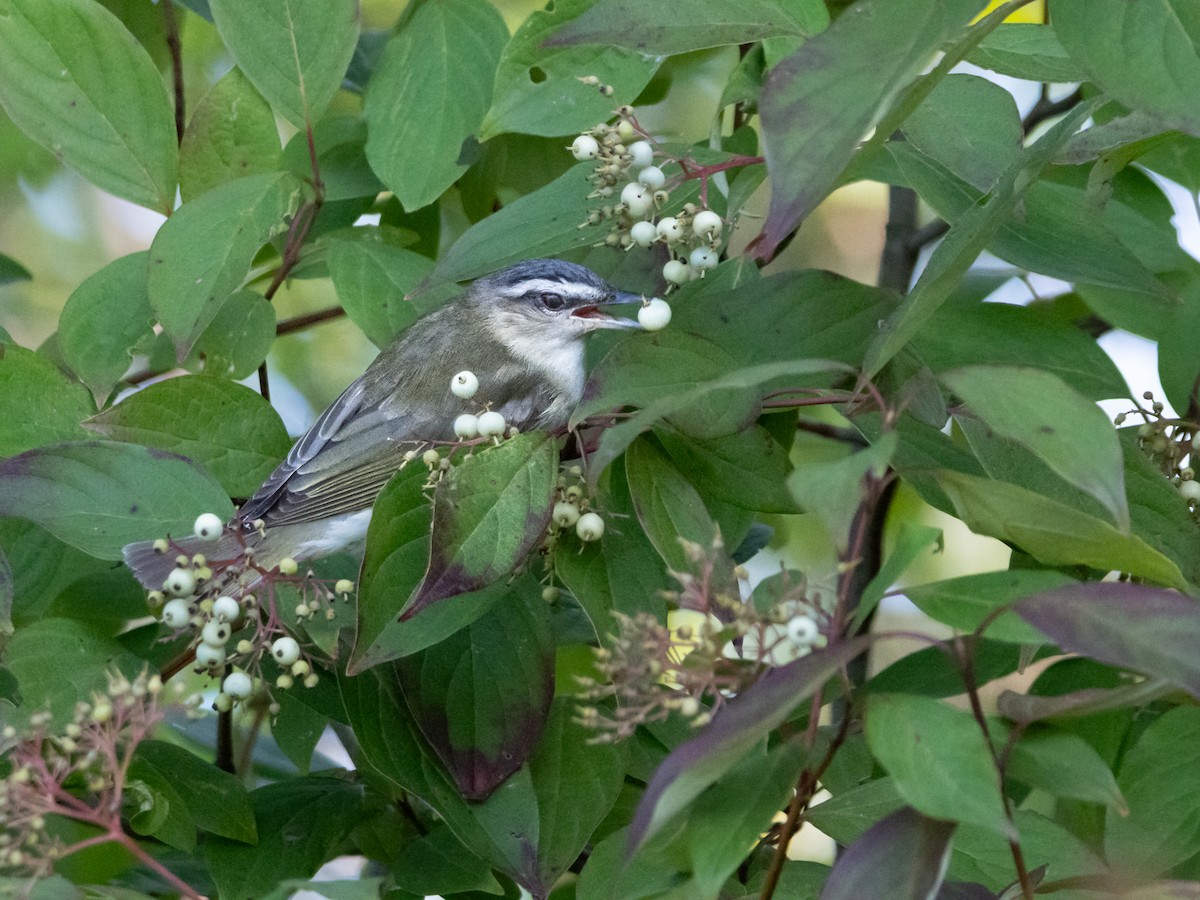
{"left": 663, "top": 259, "right": 692, "bottom": 285}
{"left": 222, "top": 672, "right": 253, "bottom": 700}
{"left": 477, "top": 410, "right": 507, "bottom": 437}
{"left": 690, "top": 247, "right": 719, "bottom": 270}
{"left": 451, "top": 370, "right": 479, "bottom": 399}
{"left": 637, "top": 165, "right": 665, "bottom": 189}
{"left": 163, "top": 568, "right": 195, "bottom": 598}
{"left": 691, "top": 210, "right": 723, "bottom": 240}
{"left": 193, "top": 513, "right": 223, "bottom": 541}
{"left": 576, "top": 512, "right": 605, "bottom": 541}
{"left": 787, "top": 615, "right": 820, "bottom": 648}
{"left": 638, "top": 298, "right": 672, "bottom": 331}
{"left": 620, "top": 182, "right": 653, "bottom": 218}
{"left": 201, "top": 620, "right": 231, "bottom": 648}
{"left": 335, "top": 579, "right": 354, "bottom": 594}
{"left": 195, "top": 643, "right": 226, "bottom": 669}
{"left": 271, "top": 637, "right": 301, "bottom": 666}
{"left": 454, "top": 413, "right": 479, "bottom": 439}
{"left": 571, "top": 134, "right": 599, "bottom": 161}
{"left": 656, "top": 217, "right": 684, "bottom": 244}
{"left": 212, "top": 596, "right": 241, "bottom": 623}
{"left": 161, "top": 598, "right": 192, "bottom": 629}
{"left": 630, "top": 220, "right": 657, "bottom": 247}
{"left": 1180, "top": 480, "right": 1200, "bottom": 501}
{"left": 553, "top": 501, "right": 581, "bottom": 528}
{"left": 628, "top": 140, "right": 653, "bottom": 168}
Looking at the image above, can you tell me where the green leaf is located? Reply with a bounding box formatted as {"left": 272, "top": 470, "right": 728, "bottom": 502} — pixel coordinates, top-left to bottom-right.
{"left": 544, "top": 0, "right": 825, "bottom": 55}
{"left": 179, "top": 67, "right": 281, "bottom": 203}
{"left": 364, "top": 0, "right": 508, "bottom": 211}
{"left": 865, "top": 693, "right": 1012, "bottom": 838}
{"left": 148, "top": 172, "right": 305, "bottom": 355}
{"left": 865, "top": 98, "right": 1101, "bottom": 375}
{"left": 0, "top": 441, "right": 233, "bottom": 559}
{"left": 429, "top": 162, "right": 602, "bottom": 284}
{"left": 654, "top": 424, "right": 797, "bottom": 514}
{"left": 753, "top": 0, "right": 985, "bottom": 260}
{"left": 0, "top": 251, "right": 31, "bottom": 285}
{"left": 788, "top": 434, "right": 895, "bottom": 552}
{"left": 204, "top": 776, "right": 364, "bottom": 900}
{"left": 821, "top": 806, "right": 955, "bottom": 900}
{"left": 392, "top": 826, "right": 503, "bottom": 897}
{"left": 0, "top": 341, "right": 91, "bottom": 456}
{"left": 905, "top": 570, "right": 1071, "bottom": 643}
{"left": 625, "top": 437, "right": 722, "bottom": 572}
{"left": 934, "top": 471, "right": 1184, "bottom": 589}
{"left": 5, "top": 618, "right": 146, "bottom": 727}
{"left": 1053, "top": 0, "right": 1200, "bottom": 137}
{"left": 629, "top": 637, "right": 868, "bottom": 851}
{"left": 83, "top": 376, "right": 290, "bottom": 498}
{"left": 58, "top": 252, "right": 154, "bottom": 405}
{"left": 0, "top": 0, "right": 177, "bottom": 212}
{"left": 398, "top": 589, "right": 554, "bottom": 800}
{"left": 944, "top": 366, "right": 1129, "bottom": 529}
{"left": 854, "top": 523, "right": 943, "bottom": 631}
{"left": 327, "top": 231, "right": 432, "bottom": 347}
{"left": 911, "top": 300, "right": 1129, "bottom": 402}
{"left": 1005, "top": 728, "right": 1125, "bottom": 812}
{"left": 947, "top": 809, "right": 1106, "bottom": 891}
{"left": 208, "top": 0, "right": 359, "bottom": 128}
{"left": 481, "top": 0, "right": 658, "bottom": 140}
{"left": 404, "top": 433, "right": 558, "bottom": 619}
{"left": 0, "top": 519, "right": 109, "bottom": 624}
{"left": 967, "top": 22, "right": 1084, "bottom": 82}
{"left": 130, "top": 741, "right": 256, "bottom": 843}
{"left": 1015, "top": 581, "right": 1200, "bottom": 700}
{"left": 1105, "top": 707, "right": 1200, "bottom": 876}
{"left": 528, "top": 698, "right": 628, "bottom": 892}
{"left": 685, "top": 740, "right": 807, "bottom": 897}
{"left": 805, "top": 777, "right": 906, "bottom": 846}
{"left": 193, "top": 289, "right": 277, "bottom": 380}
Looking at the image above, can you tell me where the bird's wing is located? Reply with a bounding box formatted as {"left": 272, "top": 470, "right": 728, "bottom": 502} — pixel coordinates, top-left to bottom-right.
{"left": 239, "top": 349, "right": 565, "bottom": 529}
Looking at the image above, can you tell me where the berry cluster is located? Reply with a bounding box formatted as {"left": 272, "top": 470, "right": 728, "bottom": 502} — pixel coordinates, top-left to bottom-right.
{"left": 1116, "top": 390, "right": 1200, "bottom": 511}
{"left": 447, "top": 369, "right": 517, "bottom": 442}
{"left": 0, "top": 670, "right": 201, "bottom": 894}
{"left": 148, "top": 513, "right": 353, "bottom": 713}
{"left": 570, "top": 106, "right": 726, "bottom": 291}
{"left": 574, "top": 539, "right": 828, "bottom": 742}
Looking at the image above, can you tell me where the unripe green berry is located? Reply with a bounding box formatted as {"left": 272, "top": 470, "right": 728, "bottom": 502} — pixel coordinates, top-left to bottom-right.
{"left": 542, "top": 585, "right": 561, "bottom": 603}
{"left": 213, "top": 692, "right": 233, "bottom": 713}
{"left": 278, "top": 557, "right": 298, "bottom": 575}
{"left": 335, "top": 578, "right": 354, "bottom": 595}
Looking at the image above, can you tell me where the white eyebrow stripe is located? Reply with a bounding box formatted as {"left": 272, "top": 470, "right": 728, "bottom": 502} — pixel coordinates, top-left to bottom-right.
{"left": 500, "top": 278, "right": 604, "bottom": 298}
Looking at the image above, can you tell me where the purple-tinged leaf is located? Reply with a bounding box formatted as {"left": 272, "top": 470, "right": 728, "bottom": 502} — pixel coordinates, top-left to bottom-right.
{"left": 820, "top": 806, "right": 955, "bottom": 900}
{"left": 1014, "top": 582, "right": 1200, "bottom": 700}
{"left": 397, "top": 587, "right": 554, "bottom": 801}
{"left": 753, "top": 0, "right": 984, "bottom": 262}
{"left": 402, "top": 433, "right": 558, "bottom": 621}
{"left": 628, "top": 637, "right": 868, "bottom": 852}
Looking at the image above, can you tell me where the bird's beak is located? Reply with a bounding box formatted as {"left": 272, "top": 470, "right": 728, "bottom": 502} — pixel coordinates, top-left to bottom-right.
{"left": 571, "top": 290, "right": 645, "bottom": 330}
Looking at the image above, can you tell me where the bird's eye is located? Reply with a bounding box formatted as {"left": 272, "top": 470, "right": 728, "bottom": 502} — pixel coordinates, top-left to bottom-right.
{"left": 539, "top": 292, "right": 566, "bottom": 311}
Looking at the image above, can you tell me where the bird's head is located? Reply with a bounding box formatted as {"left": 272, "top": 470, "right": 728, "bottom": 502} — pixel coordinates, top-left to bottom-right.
{"left": 468, "top": 259, "right": 643, "bottom": 343}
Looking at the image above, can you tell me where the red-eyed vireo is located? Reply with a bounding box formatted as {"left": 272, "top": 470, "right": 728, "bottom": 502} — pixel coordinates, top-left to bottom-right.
{"left": 124, "top": 259, "right": 644, "bottom": 592}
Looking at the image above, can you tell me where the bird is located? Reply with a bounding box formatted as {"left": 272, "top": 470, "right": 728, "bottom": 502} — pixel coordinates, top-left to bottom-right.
{"left": 123, "top": 258, "right": 645, "bottom": 594}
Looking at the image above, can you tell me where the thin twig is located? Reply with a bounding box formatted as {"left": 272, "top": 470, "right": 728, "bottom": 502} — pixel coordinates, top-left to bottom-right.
{"left": 161, "top": 0, "right": 185, "bottom": 145}
{"left": 276, "top": 305, "right": 346, "bottom": 336}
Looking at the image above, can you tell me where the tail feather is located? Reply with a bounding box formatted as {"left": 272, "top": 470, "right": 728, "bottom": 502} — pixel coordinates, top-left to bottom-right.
{"left": 122, "top": 532, "right": 255, "bottom": 594}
